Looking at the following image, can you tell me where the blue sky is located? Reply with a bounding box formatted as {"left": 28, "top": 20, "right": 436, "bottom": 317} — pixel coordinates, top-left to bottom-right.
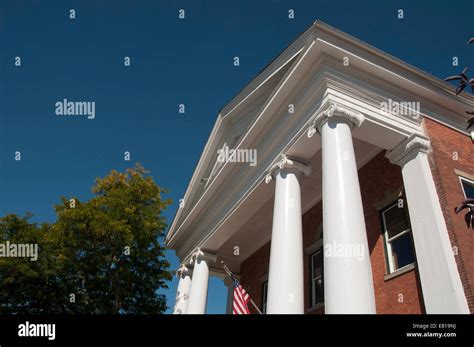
{"left": 1, "top": 0, "right": 472, "bottom": 314}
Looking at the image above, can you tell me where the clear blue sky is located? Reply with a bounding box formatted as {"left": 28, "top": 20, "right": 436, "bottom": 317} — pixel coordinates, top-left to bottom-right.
{"left": 1, "top": 0, "right": 472, "bottom": 314}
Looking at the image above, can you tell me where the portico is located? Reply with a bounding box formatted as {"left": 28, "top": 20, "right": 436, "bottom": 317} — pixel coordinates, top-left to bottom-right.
{"left": 166, "top": 21, "right": 472, "bottom": 314}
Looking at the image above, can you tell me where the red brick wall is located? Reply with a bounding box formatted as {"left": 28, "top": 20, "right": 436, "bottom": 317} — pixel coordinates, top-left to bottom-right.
{"left": 239, "top": 243, "right": 270, "bottom": 314}
{"left": 240, "top": 152, "right": 425, "bottom": 314}
{"left": 359, "top": 152, "right": 424, "bottom": 314}
{"left": 424, "top": 117, "right": 474, "bottom": 313}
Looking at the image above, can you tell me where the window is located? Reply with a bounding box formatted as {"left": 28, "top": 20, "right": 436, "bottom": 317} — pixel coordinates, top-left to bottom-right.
{"left": 310, "top": 249, "right": 324, "bottom": 307}
{"left": 381, "top": 200, "right": 416, "bottom": 274}
{"left": 460, "top": 177, "right": 474, "bottom": 199}
{"left": 261, "top": 281, "right": 268, "bottom": 314}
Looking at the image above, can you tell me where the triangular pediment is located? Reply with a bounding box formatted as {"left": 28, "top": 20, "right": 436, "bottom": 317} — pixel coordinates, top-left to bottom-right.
{"left": 188, "top": 53, "right": 301, "bottom": 206}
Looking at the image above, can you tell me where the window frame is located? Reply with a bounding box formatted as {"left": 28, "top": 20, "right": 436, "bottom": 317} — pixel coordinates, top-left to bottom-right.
{"left": 381, "top": 200, "right": 416, "bottom": 274}
{"left": 310, "top": 248, "right": 324, "bottom": 308}
{"left": 261, "top": 281, "right": 268, "bottom": 314}
{"left": 459, "top": 176, "right": 474, "bottom": 199}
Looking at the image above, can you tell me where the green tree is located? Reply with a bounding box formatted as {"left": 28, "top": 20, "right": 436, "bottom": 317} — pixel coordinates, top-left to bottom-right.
{"left": 0, "top": 164, "right": 172, "bottom": 314}
{"left": 0, "top": 214, "right": 69, "bottom": 313}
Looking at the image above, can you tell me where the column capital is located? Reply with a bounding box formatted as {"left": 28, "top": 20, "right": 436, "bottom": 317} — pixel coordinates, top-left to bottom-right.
{"left": 176, "top": 264, "right": 192, "bottom": 278}
{"left": 189, "top": 248, "right": 217, "bottom": 266}
{"left": 307, "top": 102, "right": 365, "bottom": 138}
{"left": 385, "top": 134, "right": 430, "bottom": 167}
{"left": 265, "top": 154, "right": 311, "bottom": 184}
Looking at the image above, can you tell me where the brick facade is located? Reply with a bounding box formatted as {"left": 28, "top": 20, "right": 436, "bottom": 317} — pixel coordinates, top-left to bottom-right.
{"left": 424, "top": 118, "right": 474, "bottom": 313}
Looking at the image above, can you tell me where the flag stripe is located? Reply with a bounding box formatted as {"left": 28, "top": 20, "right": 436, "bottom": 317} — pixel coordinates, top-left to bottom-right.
{"left": 233, "top": 283, "right": 251, "bottom": 315}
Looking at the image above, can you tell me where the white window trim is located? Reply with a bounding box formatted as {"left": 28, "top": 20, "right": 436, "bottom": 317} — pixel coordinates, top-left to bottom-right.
{"left": 382, "top": 201, "right": 416, "bottom": 274}
{"left": 459, "top": 176, "right": 474, "bottom": 199}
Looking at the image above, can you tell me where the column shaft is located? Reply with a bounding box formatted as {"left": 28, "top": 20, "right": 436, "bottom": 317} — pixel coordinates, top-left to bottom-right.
{"left": 186, "top": 250, "right": 215, "bottom": 314}
{"left": 387, "top": 136, "right": 469, "bottom": 313}
{"left": 318, "top": 109, "right": 376, "bottom": 314}
{"left": 266, "top": 157, "right": 309, "bottom": 314}
{"left": 173, "top": 271, "right": 192, "bottom": 314}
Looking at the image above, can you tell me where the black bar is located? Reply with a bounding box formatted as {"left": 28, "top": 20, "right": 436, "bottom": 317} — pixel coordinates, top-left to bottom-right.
{"left": 0, "top": 314, "right": 473, "bottom": 346}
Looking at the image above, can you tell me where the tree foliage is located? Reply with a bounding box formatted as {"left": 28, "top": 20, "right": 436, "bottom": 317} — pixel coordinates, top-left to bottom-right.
{"left": 0, "top": 164, "right": 172, "bottom": 314}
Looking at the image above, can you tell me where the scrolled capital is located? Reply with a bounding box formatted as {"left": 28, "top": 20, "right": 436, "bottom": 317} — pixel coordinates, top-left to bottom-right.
{"left": 307, "top": 102, "right": 365, "bottom": 137}
{"left": 265, "top": 154, "right": 311, "bottom": 183}
{"left": 189, "top": 248, "right": 217, "bottom": 266}
{"left": 176, "top": 264, "right": 192, "bottom": 279}
{"left": 385, "top": 134, "right": 431, "bottom": 167}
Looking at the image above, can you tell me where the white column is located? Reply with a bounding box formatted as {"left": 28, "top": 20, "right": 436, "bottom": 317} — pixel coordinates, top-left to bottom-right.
{"left": 265, "top": 155, "right": 311, "bottom": 314}
{"left": 186, "top": 248, "right": 216, "bottom": 314}
{"left": 173, "top": 264, "right": 192, "bottom": 314}
{"left": 224, "top": 276, "right": 235, "bottom": 314}
{"left": 386, "top": 134, "right": 469, "bottom": 313}
{"left": 308, "top": 102, "right": 376, "bottom": 314}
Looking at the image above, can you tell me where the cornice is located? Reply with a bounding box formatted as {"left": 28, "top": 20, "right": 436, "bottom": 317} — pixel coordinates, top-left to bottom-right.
{"left": 166, "top": 40, "right": 320, "bottom": 251}
{"left": 165, "top": 115, "right": 224, "bottom": 244}
{"left": 312, "top": 21, "right": 474, "bottom": 104}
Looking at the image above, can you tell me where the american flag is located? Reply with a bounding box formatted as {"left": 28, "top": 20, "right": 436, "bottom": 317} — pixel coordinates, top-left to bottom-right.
{"left": 233, "top": 280, "right": 251, "bottom": 315}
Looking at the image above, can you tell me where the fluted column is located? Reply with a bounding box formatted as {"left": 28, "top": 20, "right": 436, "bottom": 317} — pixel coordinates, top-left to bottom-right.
{"left": 308, "top": 102, "right": 376, "bottom": 314}
{"left": 265, "top": 155, "right": 311, "bottom": 314}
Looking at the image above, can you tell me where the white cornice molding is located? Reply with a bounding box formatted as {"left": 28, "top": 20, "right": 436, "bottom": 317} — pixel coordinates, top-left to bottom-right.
{"left": 166, "top": 115, "right": 224, "bottom": 244}
{"left": 219, "top": 28, "right": 314, "bottom": 118}
{"left": 312, "top": 21, "right": 473, "bottom": 104}
{"left": 307, "top": 101, "right": 365, "bottom": 137}
{"left": 265, "top": 154, "right": 311, "bottom": 183}
{"left": 385, "top": 134, "right": 431, "bottom": 167}
{"left": 166, "top": 40, "right": 319, "bottom": 251}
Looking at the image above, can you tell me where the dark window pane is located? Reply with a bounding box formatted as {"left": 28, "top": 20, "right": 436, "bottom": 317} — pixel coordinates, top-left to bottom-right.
{"left": 315, "top": 278, "right": 324, "bottom": 305}
{"left": 390, "top": 232, "right": 416, "bottom": 269}
{"left": 311, "top": 250, "right": 324, "bottom": 306}
{"left": 312, "top": 251, "right": 323, "bottom": 278}
{"left": 462, "top": 180, "right": 474, "bottom": 199}
{"left": 384, "top": 205, "right": 409, "bottom": 239}
{"left": 262, "top": 282, "right": 268, "bottom": 314}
